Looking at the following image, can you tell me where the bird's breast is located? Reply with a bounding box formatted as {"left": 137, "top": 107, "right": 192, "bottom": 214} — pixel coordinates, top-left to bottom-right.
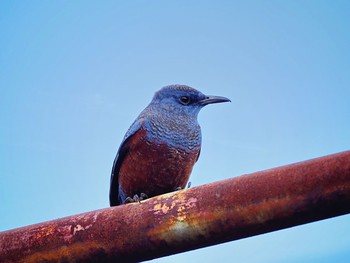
{"left": 118, "top": 127, "right": 200, "bottom": 199}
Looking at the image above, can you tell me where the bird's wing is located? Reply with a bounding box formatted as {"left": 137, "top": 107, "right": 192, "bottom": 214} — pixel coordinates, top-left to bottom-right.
{"left": 109, "top": 118, "right": 144, "bottom": 206}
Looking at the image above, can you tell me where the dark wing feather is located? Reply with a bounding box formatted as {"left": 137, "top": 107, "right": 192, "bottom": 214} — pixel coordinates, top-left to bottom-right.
{"left": 109, "top": 119, "right": 144, "bottom": 206}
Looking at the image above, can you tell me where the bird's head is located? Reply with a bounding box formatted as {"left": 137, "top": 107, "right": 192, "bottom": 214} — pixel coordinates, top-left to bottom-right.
{"left": 151, "top": 85, "right": 230, "bottom": 117}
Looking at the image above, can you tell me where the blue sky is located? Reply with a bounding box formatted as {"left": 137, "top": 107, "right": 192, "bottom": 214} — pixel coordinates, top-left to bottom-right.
{"left": 1, "top": 1, "right": 349, "bottom": 262}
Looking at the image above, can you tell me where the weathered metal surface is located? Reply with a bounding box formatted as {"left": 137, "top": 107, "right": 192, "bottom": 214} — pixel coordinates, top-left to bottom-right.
{"left": 1, "top": 150, "right": 350, "bottom": 262}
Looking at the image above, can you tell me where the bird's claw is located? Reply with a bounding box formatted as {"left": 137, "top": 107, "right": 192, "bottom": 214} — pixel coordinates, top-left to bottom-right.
{"left": 125, "top": 193, "right": 148, "bottom": 204}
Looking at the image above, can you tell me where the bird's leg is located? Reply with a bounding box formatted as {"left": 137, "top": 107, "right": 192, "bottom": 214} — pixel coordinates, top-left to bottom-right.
{"left": 140, "top": 193, "right": 148, "bottom": 201}
{"left": 133, "top": 194, "right": 140, "bottom": 203}
{"left": 124, "top": 195, "right": 139, "bottom": 203}
{"left": 187, "top": 181, "right": 191, "bottom": 188}
{"left": 124, "top": 193, "right": 148, "bottom": 204}
{"left": 124, "top": 196, "right": 134, "bottom": 203}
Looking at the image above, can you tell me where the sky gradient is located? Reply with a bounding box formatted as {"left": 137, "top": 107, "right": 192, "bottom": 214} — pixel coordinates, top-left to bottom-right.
{"left": 1, "top": 1, "right": 350, "bottom": 262}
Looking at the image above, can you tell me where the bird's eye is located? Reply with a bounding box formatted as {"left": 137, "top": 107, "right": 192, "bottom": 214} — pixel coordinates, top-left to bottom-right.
{"left": 180, "top": 96, "right": 191, "bottom": 105}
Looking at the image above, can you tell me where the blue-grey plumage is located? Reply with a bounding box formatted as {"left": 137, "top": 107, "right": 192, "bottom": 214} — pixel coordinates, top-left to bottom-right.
{"left": 110, "top": 85, "right": 230, "bottom": 206}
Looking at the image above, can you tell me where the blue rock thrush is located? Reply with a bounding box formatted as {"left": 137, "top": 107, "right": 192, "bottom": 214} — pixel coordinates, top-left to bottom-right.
{"left": 109, "top": 85, "right": 230, "bottom": 206}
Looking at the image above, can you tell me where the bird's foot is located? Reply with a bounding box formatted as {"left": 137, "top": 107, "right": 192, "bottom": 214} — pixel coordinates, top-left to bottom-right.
{"left": 140, "top": 192, "right": 148, "bottom": 200}
{"left": 187, "top": 181, "right": 191, "bottom": 188}
{"left": 125, "top": 193, "right": 148, "bottom": 204}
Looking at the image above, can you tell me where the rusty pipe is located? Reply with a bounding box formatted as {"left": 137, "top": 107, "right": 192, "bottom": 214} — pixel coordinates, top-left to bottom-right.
{"left": 1, "top": 150, "right": 350, "bottom": 262}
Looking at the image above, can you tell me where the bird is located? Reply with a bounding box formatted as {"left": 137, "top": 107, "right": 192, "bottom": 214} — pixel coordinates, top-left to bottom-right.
{"left": 109, "top": 84, "right": 230, "bottom": 206}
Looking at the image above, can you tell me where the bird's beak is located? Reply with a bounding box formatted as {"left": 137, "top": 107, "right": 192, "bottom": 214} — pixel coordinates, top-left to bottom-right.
{"left": 198, "top": 95, "right": 231, "bottom": 106}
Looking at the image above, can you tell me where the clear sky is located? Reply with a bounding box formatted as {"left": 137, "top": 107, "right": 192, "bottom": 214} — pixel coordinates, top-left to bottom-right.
{"left": 1, "top": 1, "right": 349, "bottom": 262}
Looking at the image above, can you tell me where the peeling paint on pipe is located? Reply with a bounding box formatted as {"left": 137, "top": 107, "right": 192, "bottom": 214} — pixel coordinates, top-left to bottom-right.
{"left": 1, "top": 150, "right": 350, "bottom": 262}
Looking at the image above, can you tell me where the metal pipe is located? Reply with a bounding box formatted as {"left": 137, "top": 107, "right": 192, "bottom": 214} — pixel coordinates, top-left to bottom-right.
{"left": 1, "top": 150, "right": 350, "bottom": 262}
